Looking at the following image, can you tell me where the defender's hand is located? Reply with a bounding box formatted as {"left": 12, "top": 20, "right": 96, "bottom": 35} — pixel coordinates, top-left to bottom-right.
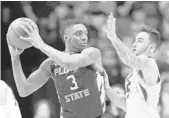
{"left": 20, "top": 22, "right": 44, "bottom": 49}
{"left": 104, "top": 13, "right": 117, "bottom": 42}
{"left": 7, "top": 35, "right": 24, "bottom": 57}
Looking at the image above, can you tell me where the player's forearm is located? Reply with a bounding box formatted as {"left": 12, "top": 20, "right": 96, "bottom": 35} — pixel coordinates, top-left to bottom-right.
{"left": 11, "top": 56, "right": 30, "bottom": 97}
{"left": 38, "top": 43, "right": 75, "bottom": 68}
{"left": 105, "top": 87, "right": 126, "bottom": 112}
{"left": 111, "top": 36, "right": 134, "bottom": 66}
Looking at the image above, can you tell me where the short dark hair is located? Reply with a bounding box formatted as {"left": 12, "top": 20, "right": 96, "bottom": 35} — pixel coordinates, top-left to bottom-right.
{"left": 139, "top": 25, "right": 161, "bottom": 48}
{"left": 60, "top": 19, "right": 85, "bottom": 40}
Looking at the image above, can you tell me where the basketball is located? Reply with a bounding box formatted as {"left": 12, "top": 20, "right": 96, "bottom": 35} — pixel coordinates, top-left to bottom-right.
{"left": 7, "top": 17, "right": 39, "bottom": 49}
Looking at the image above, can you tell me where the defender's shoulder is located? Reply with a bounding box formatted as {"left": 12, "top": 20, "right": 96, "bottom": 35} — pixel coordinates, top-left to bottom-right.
{"left": 138, "top": 55, "right": 157, "bottom": 67}
{"left": 147, "top": 57, "right": 158, "bottom": 68}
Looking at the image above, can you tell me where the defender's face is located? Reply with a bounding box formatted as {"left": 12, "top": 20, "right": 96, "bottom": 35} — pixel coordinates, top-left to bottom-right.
{"left": 68, "top": 24, "right": 88, "bottom": 51}
{"left": 132, "top": 32, "right": 151, "bottom": 55}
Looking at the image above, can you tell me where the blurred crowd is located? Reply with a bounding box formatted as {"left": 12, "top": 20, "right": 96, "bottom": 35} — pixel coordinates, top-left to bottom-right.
{"left": 1, "top": 1, "right": 169, "bottom": 118}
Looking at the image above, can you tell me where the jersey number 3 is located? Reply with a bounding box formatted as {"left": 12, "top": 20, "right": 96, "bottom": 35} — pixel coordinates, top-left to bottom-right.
{"left": 67, "top": 75, "right": 78, "bottom": 90}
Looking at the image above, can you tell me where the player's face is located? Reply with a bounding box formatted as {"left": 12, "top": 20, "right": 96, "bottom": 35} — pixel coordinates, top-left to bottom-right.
{"left": 132, "top": 32, "right": 151, "bottom": 55}
{"left": 68, "top": 24, "right": 88, "bottom": 51}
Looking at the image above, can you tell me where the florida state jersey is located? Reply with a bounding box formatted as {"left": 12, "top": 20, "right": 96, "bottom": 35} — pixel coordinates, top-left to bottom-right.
{"left": 51, "top": 63, "right": 106, "bottom": 118}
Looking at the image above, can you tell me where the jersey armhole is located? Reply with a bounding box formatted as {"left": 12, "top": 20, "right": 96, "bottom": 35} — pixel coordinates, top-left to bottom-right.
{"left": 40, "top": 58, "right": 55, "bottom": 78}
{"left": 137, "top": 70, "right": 161, "bottom": 89}
{"left": 138, "top": 57, "right": 161, "bottom": 87}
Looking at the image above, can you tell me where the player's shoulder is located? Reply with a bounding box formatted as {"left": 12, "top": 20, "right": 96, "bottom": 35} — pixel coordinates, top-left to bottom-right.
{"left": 40, "top": 58, "right": 54, "bottom": 71}
{"left": 148, "top": 57, "right": 157, "bottom": 65}
{"left": 138, "top": 55, "right": 157, "bottom": 67}
{"left": 41, "top": 58, "right": 53, "bottom": 66}
{"left": 147, "top": 57, "right": 158, "bottom": 69}
{"left": 148, "top": 57, "right": 160, "bottom": 77}
{"left": 82, "top": 47, "right": 101, "bottom": 60}
{"left": 82, "top": 47, "right": 101, "bottom": 54}
{"left": 83, "top": 47, "right": 100, "bottom": 52}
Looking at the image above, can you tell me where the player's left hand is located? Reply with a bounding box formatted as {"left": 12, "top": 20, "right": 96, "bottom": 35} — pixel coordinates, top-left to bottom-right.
{"left": 103, "top": 13, "right": 117, "bottom": 42}
{"left": 20, "top": 22, "right": 44, "bottom": 49}
{"left": 6, "top": 35, "right": 24, "bottom": 57}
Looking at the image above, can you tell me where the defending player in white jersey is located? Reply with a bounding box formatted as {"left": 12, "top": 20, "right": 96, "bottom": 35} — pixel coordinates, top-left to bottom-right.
{"left": 103, "top": 13, "right": 161, "bottom": 118}
{"left": 0, "top": 80, "right": 22, "bottom": 118}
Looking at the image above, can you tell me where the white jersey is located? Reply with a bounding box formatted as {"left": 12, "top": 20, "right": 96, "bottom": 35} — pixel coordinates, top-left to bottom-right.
{"left": 0, "top": 80, "right": 22, "bottom": 118}
{"left": 125, "top": 69, "right": 161, "bottom": 118}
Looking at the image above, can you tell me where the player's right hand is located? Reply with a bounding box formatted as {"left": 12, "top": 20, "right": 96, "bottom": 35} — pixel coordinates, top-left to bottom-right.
{"left": 19, "top": 22, "right": 44, "bottom": 49}
{"left": 103, "top": 13, "right": 117, "bottom": 42}
{"left": 6, "top": 35, "right": 24, "bottom": 57}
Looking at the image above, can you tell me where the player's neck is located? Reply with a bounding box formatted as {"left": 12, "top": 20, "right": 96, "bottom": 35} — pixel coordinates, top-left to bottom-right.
{"left": 64, "top": 48, "right": 74, "bottom": 54}
{"left": 64, "top": 47, "right": 78, "bottom": 54}
{"left": 144, "top": 51, "right": 155, "bottom": 58}
{"left": 65, "top": 44, "right": 81, "bottom": 54}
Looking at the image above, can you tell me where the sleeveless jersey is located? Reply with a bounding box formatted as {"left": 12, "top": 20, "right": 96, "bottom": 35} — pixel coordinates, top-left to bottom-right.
{"left": 50, "top": 62, "right": 106, "bottom": 118}
{"left": 125, "top": 69, "right": 161, "bottom": 118}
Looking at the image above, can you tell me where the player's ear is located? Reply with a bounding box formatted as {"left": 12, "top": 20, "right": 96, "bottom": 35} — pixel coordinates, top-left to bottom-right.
{"left": 63, "top": 35, "right": 69, "bottom": 42}
{"left": 148, "top": 44, "right": 156, "bottom": 53}
{"left": 150, "top": 44, "right": 156, "bottom": 52}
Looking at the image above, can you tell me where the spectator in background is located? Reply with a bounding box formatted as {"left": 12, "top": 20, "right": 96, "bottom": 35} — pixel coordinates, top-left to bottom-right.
{"left": 1, "top": 1, "right": 26, "bottom": 69}
{"left": 34, "top": 99, "right": 51, "bottom": 118}
{"left": 131, "top": 8, "right": 146, "bottom": 36}
{"left": 146, "top": 15, "right": 160, "bottom": 30}
{"left": 158, "top": 1, "right": 169, "bottom": 42}
{"left": 117, "top": 1, "right": 135, "bottom": 17}
{"left": 161, "top": 80, "right": 169, "bottom": 118}
{"left": 21, "top": 1, "right": 60, "bottom": 45}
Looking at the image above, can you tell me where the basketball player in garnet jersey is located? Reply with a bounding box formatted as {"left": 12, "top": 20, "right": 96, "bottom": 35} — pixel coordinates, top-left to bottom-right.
{"left": 103, "top": 13, "right": 161, "bottom": 118}
{"left": 7, "top": 19, "right": 106, "bottom": 118}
